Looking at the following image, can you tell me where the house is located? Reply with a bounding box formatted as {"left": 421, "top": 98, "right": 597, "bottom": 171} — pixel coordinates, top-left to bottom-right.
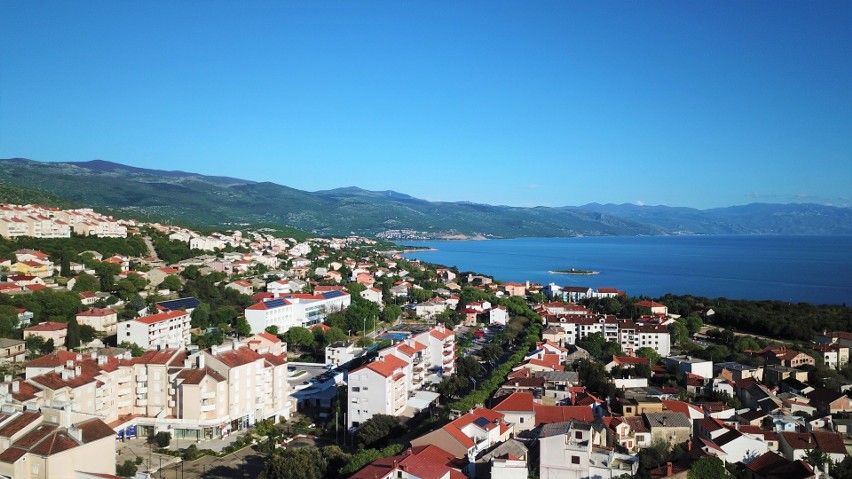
{"left": 489, "top": 306, "right": 508, "bottom": 326}
{"left": 539, "top": 420, "right": 639, "bottom": 479}
{"left": 410, "top": 408, "right": 511, "bottom": 476}
{"left": 635, "top": 300, "right": 668, "bottom": 316}
{"left": 605, "top": 356, "right": 650, "bottom": 373}
{"left": 764, "top": 348, "right": 815, "bottom": 368}
{"left": 24, "top": 322, "right": 68, "bottom": 348}
{"left": 812, "top": 343, "right": 849, "bottom": 370}
{"left": 360, "top": 287, "right": 383, "bottom": 305}
{"left": 76, "top": 308, "right": 119, "bottom": 336}
{"left": 664, "top": 355, "right": 713, "bottom": 379}
{"left": 503, "top": 282, "right": 526, "bottom": 297}
{"left": 226, "top": 280, "right": 254, "bottom": 295}
{"left": 644, "top": 412, "right": 692, "bottom": 445}
{"left": 117, "top": 310, "right": 191, "bottom": 349}
{"left": 0, "top": 339, "right": 26, "bottom": 363}
{"left": 805, "top": 387, "right": 852, "bottom": 415}
{"left": 350, "top": 445, "right": 465, "bottom": 479}
{"left": 743, "top": 451, "right": 819, "bottom": 479}
{"left": 777, "top": 431, "right": 848, "bottom": 464}
{"left": 326, "top": 341, "right": 357, "bottom": 367}
{"left": 492, "top": 391, "right": 537, "bottom": 432}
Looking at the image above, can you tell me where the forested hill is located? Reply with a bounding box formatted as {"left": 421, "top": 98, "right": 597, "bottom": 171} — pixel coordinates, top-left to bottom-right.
{"left": 2, "top": 158, "right": 850, "bottom": 237}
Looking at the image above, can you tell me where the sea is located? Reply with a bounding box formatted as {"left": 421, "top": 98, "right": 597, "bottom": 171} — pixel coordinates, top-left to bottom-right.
{"left": 400, "top": 235, "right": 852, "bottom": 306}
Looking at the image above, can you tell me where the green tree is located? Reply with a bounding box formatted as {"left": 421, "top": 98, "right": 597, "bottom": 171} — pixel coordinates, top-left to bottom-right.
{"left": 79, "top": 324, "right": 97, "bottom": 343}
{"left": 119, "top": 341, "right": 145, "bottom": 357}
{"left": 148, "top": 431, "right": 171, "bottom": 448}
{"left": 66, "top": 317, "right": 82, "bottom": 349}
{"left": 636, "top": 347, "right": 661, "bottom": 366}
{"left": 116, "top": 460, "right": 138, "bottom": 477}
{"left": 191, "top": 303, "right": 211, "bottom": 329}
{"left": 115, "top": 278, "right": 139, "bottom": 301}
{"left": 0, "top": 305, "right": 19, "bottom": 336}
{"left": 284, "top": 327, "right": 315, "bottom": 349}
{"left": 381, "top": 304, "right": 403, "bottom": 324}
{"left": 356, "top": 336, "right": 373, "bottom": 348}
{"left": 235, "top": 316, "right": 252, "bottom": 337}
{"left": 265, "top": 325, "right": 280, "bottom": 336}
{"left": 259, "top": 447, "right": 326, "bottom": 479}
{"left": 40, "top": 339, "right": 55, "bottom": 355}
{"left": 72, "top": 272, "right": 100, "bottom": 292}
{"left": 668, "top": 321, "right": 689, "bottom": 347}
{"left": 687, "top": 456, "right": 732, "bottom": 479}
{"left": 325, "top": 326, "right": 348, "bottom": 344}
{"left": 577, "top": 359, "right": 614, "bottom": 398}
{"left": 685, "top": 315, "right": 704, "bottom": 335}
{"left": 355, "top": 414, "right": 402, "bottom": 448}
{"left": 160, "top": 275, "right": 183, "bottom": 291}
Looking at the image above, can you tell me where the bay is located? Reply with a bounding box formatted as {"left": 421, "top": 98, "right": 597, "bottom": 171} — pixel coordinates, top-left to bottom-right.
{"left": 401, "top": 236, "right": 852, "bottom": 305}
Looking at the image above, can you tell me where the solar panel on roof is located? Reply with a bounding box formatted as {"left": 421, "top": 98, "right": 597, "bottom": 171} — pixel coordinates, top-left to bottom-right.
{"left": 474, "top": 417, "right": 491, "bottom": 428}
{"left": 157, "top": 297, "right": 201, "bottom": 311}
{"left": 265, "top": 298, "right": 288, "bottom": 308}
{"left": 322, "top": 290, "right": 344, "bottom": 299}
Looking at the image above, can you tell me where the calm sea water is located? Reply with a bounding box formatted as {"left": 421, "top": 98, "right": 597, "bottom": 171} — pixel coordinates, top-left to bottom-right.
{"left": 401, "top": 236, "right": 852, "bottom": 305}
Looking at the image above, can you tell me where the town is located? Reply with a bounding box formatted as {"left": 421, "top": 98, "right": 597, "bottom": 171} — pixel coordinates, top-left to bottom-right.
{"left": 0, "top": 202, "right": 850, "bottom": 479}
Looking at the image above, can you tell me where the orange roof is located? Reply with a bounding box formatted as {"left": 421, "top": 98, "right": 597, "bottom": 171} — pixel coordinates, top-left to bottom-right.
{"left": 493, "top": 391, "right": 535, "bottom": 412}
{"left": 135, "top": 310, "right": 188, "bottom": 324}
{"left": 24, "top": 321, "right": 67, "bottom": 332}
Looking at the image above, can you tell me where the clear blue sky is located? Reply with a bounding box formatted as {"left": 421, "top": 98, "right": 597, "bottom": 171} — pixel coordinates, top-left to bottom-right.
{"left": 1, "top": 1, "right": 850, "bottom": 209}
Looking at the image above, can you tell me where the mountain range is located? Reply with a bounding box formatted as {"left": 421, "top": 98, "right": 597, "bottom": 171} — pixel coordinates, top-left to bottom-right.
{"left": 1, "top": 158, "right": 850, "bottom": 237}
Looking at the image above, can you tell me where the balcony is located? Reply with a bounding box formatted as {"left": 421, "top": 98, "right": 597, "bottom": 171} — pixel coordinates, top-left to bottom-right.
{"left": 201, "top": 390, "right": 216, "bottom": 400}
{"left": 200, "top": 403, "right": 216, "bottom": 412}
{"left": 136, "top": 399, "right": 148, "bottom": 406}
{"left": 136, "top": 374, "right": 147, "bottom": 381}
{"left": 136, "top": 386, "right": 148, "bottom": 394}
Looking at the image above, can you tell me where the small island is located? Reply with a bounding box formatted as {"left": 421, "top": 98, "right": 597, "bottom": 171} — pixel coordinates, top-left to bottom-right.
{"left": 548, "top": 268, "right": 600, "bottom": 275}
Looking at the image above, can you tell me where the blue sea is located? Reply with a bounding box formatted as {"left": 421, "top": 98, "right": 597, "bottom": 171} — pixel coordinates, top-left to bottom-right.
{"left": 401, "top": 236, "right": 852, "bottom": 305}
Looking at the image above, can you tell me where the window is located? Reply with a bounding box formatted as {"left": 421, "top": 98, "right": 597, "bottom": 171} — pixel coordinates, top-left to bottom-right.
{"left": 575, "top": 431, "right": 582, "bottom": 439}
{"left": 352, "top": 387, "right": 360, "bottom": 392}
{"left": 519, "top": 417, "right": 524, "bottom": 423}
{"left": 571, "top": 456, "right": 580, "bottom": 464}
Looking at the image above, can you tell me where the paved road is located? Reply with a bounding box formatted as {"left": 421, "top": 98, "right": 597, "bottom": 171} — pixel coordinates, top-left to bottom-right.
{"left": 143, "top": 236, "right": 158, "bottom": 259}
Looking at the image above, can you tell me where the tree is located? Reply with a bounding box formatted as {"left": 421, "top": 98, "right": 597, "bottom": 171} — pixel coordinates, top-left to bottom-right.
{"left": 191, "top": 303, "right": 211, "bottom": 329}
{"left": 79, "top": 324, "right": 97, "bottom": 343}
{"left": 116, "top": 460, "right": 138, "bottom": 477}
{"left": 160, "top": 275, "right": 183, "bottom": 291}
{"left": 72, "top": 272, "right": 100, "bottom": 292}
{"left": 148, "top": 431, "right": 171, "bottom": 448}
{"left": 40, "top": 338, "right": 55, "bottom": 355}
{"left": 0, "top": 305, "right": 18, "bottom": 336}
{"left": 115, "top": 278, "right": 139, "bottom": 301}
{"left": 265, "top": 326, "right": 280, "bottom": 336}
{"left": 66, "top": 317, "right": 82, "bottom": 349}
{"left": 325, "top": 327, "right": 348, "bottom": 344}
{"left": 119, "top": 341, "right": 145, "bottom": 357}
{"left": 235, "top": 316, "right": 252, "bottom": 337}
{"left": 636, "top": 347, "right": 661, "bottom": 366}
{"left": 259, "top": 447, "right": 326, "bottom": 479}
{"left": 284, "top": 327, "right": 315, "bottom": 349}
{"left": 356, "top": 336, "right": 373, "bottom": 348}
{"left": 381, "top": 304, "right": 403, "bottom": 324}
{"left": 687, "top": 456, "right": 732, "bottom": 479}
{"left": 577, "top": 359, "right": 614, "bottom": 398}
{"left": 668, "top": 321, "right": 689, "bottom": 347}
{"left": 355, "top": 414, "right": 402, "bottom": 448}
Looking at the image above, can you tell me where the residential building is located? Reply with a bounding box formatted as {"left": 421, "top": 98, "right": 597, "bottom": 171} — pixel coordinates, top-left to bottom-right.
{"left": 117, "top": 310, "right": 191, "bottom": 349}
{"left": 539, "top": 420, "right": 638, "bottom": 479}
{"left": 24, "top": 322, "right": 68, "bottom": 348}
{"left": 347, "top": 354, "right": 409, "bottom": 428}
{"left": 76, "top": 308, "right": 118, "bottom": 336}
{"left": 0, "top": 339, "right": 26, "bottom": 363}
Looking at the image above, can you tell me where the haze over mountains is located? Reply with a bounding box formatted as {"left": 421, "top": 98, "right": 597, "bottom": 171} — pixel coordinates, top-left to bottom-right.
{"left": 1, "top": 158, "right": 850, "bottom": 237}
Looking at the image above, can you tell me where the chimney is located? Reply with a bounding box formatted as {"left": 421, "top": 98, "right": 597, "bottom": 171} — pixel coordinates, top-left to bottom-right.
{"left": 75, "top": 366, "right": 81, "bottom": 377}
{"left": 68, "top": 426, "right": 83, "bottom": 442}
{"left": 12, "top": 382, "right": 19, "bottom": 393}
{"left": 76, "top": 354, "right": 82, "bottom": 361}
{"left": 666, "top": 462, "right": 673, "bottom": 476}
{"left": 91, "top": 352, "right": 97, "bottom": 361}
{"left": 66, "top": 360, "right": 74, "bottom": 369}
{"left": 198, "top": 354, "right": 205, "bottom": 369}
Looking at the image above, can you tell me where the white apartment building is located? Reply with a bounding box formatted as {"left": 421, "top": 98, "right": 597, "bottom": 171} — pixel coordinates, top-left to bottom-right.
{"left": 348, "top": 353, "right": 409, "bottom": 428}
{"left": 540, "top": 420, "right": 639, "bottom": 479}
{"left": 244, "top": 291, "right": 351, "bottom": 334}
{"left": 547, "top": 315, "right": 672, "bottom": 357}
{"left": 117, "top": 310, "right": 191, "bottom": 349}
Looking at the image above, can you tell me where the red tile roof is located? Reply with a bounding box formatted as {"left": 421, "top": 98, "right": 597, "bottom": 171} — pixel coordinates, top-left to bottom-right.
{"left": 0, "top": 411, "right": 41, "bottom": 437}
{"left": 135, "top": 310, "right": 188, "bottom": 325}
{"left": 493, "top": 391, "right": 535, "bottom": 412}
{"left": 533, "top": 404, "right": 594, "bottom": 426}
{"left": 212, "top": 347, "right": 263, "bottom": 368}
{"left": 24, "top": 321, "right": 67, "bottom": 332}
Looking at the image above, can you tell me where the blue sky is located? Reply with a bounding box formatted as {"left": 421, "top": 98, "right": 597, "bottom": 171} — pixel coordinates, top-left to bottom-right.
{"left": 1, "top": 1, "right": 850, "bottom": 209}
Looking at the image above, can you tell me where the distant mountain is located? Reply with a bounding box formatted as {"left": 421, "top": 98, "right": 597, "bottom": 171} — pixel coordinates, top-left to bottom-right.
{"left": 0, "top": 158, "right": 849, "bottom": 237}
{"left": 575, "top": 202, "right": 852, "bottom": 235}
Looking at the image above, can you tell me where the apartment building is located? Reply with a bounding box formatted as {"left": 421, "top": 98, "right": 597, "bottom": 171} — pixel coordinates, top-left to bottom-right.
{"left": 348, "top": 354, "right": 409, "bottom": 428}
{"left": 244, "top": 291, "right": 351, "bottom": 334}
{"left": 117, "top": 310, "right": 191, "bottom": 349}
{"left": 0, "top": 407, "right": 117, "bottom": 478}
{"left": 76, "top": 308, "right": 119, "bottom": 336}
{"left": 23, "top": 322, "right": 68, "bottom": 348}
